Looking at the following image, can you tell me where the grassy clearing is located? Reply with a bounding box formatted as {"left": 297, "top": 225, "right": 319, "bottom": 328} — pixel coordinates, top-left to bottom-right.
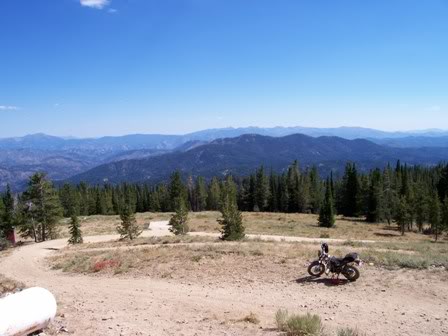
{"left": 57, "top": 211, "right": 441, "bottom": 243}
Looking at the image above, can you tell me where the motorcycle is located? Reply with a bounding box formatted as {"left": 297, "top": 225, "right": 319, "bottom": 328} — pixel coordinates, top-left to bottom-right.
{"left": 307, "top": 243, "right": 361, "bottom": 282}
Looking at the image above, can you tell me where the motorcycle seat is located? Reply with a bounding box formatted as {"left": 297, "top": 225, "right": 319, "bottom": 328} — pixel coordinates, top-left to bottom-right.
{"left": 331, "top": 253, "right": 358, "bottom": 266}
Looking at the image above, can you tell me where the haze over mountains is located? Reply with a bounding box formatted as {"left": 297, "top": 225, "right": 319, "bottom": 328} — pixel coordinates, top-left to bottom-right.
{"left": 1, "top": 126, "right": 448, "bottom": 190}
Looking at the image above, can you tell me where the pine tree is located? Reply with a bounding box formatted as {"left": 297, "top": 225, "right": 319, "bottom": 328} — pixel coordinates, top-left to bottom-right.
{"left": 168, "top": 198, "right": 189, "bottom": 235}
{"left": 318, "top": 180, "right": 335, "bottom": 228}
{"left": 414, "top": 191, "right": 429, "bottom": 232}
{"left": 2, "top": 185, "right": 15, "bottom": 236}
{"left": 309, "top": 166, "right": 322, "bottom": 214}
{"left": 395, "top": 196, "right": 410, "bottom": 236}
{"left": 287, "top": 161, "right": 301, "bottom": 213}
{"left": 254, "top": 166, "right": 269, "bottom": 211}
{"left": 341, "top": 163, "right": 361, "bottom": 217}
{"left": 441, "top": 197, "right": 448, "bottom": 237}
{"left": 0, "top": 197, "right": 6, "bottom": 239}
{"left": 428, "top": 192, "right": 442, "bottom": 241}
{"left": 366, "top": 169, "right": 383, "bottom": 223}
{"left": 268, "top": 171, "right": 279, "bottom": 212}
{"left": 219, "top": 177, "right": 245, "bottom": 241}
{"left": 117, "top": 204, "right": 142, "bottom": 240}
{"left": 68, "top": 215, "right": 83, "bottom": 244}
{"left": 194, "top": 177, "right": 208, "bottom": 212}
{"left": 437, "top": 165, "right": 448, "bottom": 201}
{"left": 207, "top": 177, "right": 221, "bottom": 210}
{"left": 382, "top": 166, "right": 397, "bottom": 225}
{"left": 168, "top": 171, "right": 187, "bottom": 211}
{"left": 21, "top": 173, "right": 63, "bottom": 242}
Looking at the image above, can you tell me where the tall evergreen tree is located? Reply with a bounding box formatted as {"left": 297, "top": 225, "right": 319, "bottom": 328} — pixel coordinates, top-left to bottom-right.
{"left": 207, "top": 177, "right": 221, "bottom": 210}
{"left": 168, "top": 171, "right": 187, "bottom": 211}
{"left": 318, "top": 180, "right": 335, "bottom": 228}
{"left": 68, "top": 215, "right": 83, "bottom": 244}
{"left": 0, "top": 197, "right": 6, "bottom": 239}
{"left": 2, "top": 185, "right": 15, "bottom": 236}
{"left": 168, "top": 197, "right": 189, "bottom": 235}
{"left": 117, "top": 204, "right": 141, "bottom": 240}
{"left": 437, "top": 165, "right": 448, "bottom": 201}
{"left": 287, "top": 161, "right": 301, "bottom": 213}
{"left": 193, "top": 177, "right": 208, "bottom": 212}
{"left": 219, "top": 177, "right": 245, "bottom": 241}
{"left": 309, "top": 167, "right": 322, "bottom": 214}
{"left": 366, "top": 169, "right": 383, "bottom": 223}
{"left": 428, "top": 192, "right": 442, "bottom": 241}
{"left": 395, "top": 196, "right": 410, "bottom": 236}
{"left": 441, "top": 197, "right": 448, "bottom": 238}
{"left": 341, "top": 163, "right": 361, "bottom": 217}
{"left": 20, "top": 173, "right": 63, "bottom": 242}
{"left": 254, "top": 166, "right": 269, "bottom": 211}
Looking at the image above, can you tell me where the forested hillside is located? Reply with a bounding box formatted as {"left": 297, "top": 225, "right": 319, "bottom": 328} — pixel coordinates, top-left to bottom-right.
{"left": 2, "top": 161, "right": 448, "bottom": 243}
{"left": 67, "top": 134, "right": 448, "bottom": 185}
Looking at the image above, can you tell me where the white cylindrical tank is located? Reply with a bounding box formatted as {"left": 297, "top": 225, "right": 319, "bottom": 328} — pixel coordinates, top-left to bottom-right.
{"left": 0, "top": 287, "right": 57, "bottom": 336}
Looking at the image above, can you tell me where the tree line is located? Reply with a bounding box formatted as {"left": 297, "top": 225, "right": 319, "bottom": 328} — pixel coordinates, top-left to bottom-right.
{"left": 1, "top": 160, "right": 448, "bottom": 245}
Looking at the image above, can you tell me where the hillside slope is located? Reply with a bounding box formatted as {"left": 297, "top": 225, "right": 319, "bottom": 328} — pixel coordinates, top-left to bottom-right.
{"left": 67, "top": 134, "right": 448, "bottom": 184}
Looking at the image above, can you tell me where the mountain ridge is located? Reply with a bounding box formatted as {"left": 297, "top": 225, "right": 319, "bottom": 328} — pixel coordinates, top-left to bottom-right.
{"left": 65, "top": 134, "right": 448, "bottom": 186}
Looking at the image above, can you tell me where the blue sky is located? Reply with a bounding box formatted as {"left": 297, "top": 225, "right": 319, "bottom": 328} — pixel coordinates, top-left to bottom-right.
{"left": 1, "top": 0, "right": 447, "bottom": 137}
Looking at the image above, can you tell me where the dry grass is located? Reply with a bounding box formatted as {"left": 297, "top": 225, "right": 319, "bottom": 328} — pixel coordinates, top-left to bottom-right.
{"left": 57, "top": 211, "right": 441, "bottom": 243}
{"left": 238, "top": 312, "right": 260, "bottom": 324}
{"left": 49, "top": 237, "right": 448, "bottom": 285}
{"left": 67, "top": 235, "right": 218, "bottom": 251}
{"left": 50, "top": 241, "right": 316, "bottom": 282}
{"left": 58, "top": 212, "right": 173, "bottom": 238}
{"left": 0, "top": 274, "right": 25, "bottom": 297}
{"left": 275, "top": 309, "right": 322, "bottom": 336}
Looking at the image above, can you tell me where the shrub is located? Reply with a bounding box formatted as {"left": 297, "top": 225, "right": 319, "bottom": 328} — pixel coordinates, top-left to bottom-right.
{"left": 275, "top": 309, "right": 322, "bottom": 336}
{"left": 275, "top": 309, "right": 289, "bottom": 331}
{"left": 0, "top": 237, "right": 11, "bottom": 251}
{"left": 337, "top": 327, "right": 366, "bottom": 336}
{"left": 240, "top": 312, "right": 260, "bottom": 324}
{"left": 92, "top": 259, "right": 121, "bottom": 272}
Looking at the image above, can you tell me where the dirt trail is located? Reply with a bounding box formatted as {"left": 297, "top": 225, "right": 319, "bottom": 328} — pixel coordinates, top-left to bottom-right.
{"left": 1, "top": 223, "right": 447, "bottom": 336}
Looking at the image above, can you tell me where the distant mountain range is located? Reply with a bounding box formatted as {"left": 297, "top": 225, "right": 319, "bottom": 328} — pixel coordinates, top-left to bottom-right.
{"left": 66, "top": 134, "right": 448, "bottom": 185}
{"left": 1, "top": 126, "right": 448, "bottom": 190}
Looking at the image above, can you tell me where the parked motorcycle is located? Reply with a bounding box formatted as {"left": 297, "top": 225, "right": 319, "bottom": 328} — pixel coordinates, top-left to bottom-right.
{"left": 307, "top": 243, "right": 361, "bottom": 281}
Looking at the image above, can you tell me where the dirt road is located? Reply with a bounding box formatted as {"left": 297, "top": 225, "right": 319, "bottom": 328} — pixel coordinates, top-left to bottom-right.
{"left": 1, "top": 223, "right": 447, "bottom": 336}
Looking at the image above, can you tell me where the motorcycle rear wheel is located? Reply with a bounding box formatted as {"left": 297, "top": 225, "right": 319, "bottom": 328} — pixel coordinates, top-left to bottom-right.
{"left": 342, "top": 265, "right": 360, "bottom": 281}
{"left": 307, "top": 261, "right": 325, "bottom": 277}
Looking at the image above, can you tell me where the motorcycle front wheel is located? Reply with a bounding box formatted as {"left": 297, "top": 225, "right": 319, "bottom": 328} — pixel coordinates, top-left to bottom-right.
{"left": 307, "top": 261, "right": 325, "bottom": 277}
{"left": 342, "top": 265, "right": 360, "bottom": 281}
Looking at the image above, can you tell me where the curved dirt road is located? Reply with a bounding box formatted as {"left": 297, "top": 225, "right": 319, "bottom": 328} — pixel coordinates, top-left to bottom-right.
{"left": 1, "top": 224, "right": 447, "bottom": 336}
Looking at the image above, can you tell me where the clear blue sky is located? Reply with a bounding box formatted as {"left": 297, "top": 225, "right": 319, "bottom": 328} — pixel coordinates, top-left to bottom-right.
{"left": 1, "top": 0, "right": 447, "bottom": 137}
